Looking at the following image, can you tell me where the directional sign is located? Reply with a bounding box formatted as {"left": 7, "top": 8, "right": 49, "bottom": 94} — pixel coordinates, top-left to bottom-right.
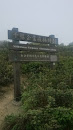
{"left": 9, "top": 51, "right": 57, "bottom": 62}
{"left": 8, "top": 28, "right": 58, "bottom": 101}
{"left": 8, "top": 30, "right": 58, "bottom": 45}
{"left": 8, "top": 43, "right": 57, "bottom": 52}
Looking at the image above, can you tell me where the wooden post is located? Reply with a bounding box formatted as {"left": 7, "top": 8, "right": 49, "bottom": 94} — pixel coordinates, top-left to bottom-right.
{"left": 13, "top": 62, "right": 21, "bottom": 101}
{"left": 12, "top": 28, "right": 21, "bottom": 101}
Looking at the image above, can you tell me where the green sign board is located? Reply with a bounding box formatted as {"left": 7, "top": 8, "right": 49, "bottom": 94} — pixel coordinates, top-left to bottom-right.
{"left": 8, "top": 28, "right": 58, "bottom": 45}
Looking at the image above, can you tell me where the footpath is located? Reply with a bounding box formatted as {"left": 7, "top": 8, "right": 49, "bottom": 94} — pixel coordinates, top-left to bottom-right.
{"left": 0, "top": 85, "right": 22, "bottom": 130}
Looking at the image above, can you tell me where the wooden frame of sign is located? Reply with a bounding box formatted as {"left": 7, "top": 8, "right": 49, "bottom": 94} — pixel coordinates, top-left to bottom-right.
{"left": 8, "top": 28, "right": 58, "bottom": 101}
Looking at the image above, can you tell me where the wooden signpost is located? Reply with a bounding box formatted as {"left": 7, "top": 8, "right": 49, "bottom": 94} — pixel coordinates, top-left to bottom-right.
{"left": 8, "top": 28, "right": 58, "bottom": 101}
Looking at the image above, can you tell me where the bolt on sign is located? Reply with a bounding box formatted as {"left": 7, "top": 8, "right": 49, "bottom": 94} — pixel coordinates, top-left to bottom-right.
{"left": 8, "top": 28, "right": 58, "bottom": 101}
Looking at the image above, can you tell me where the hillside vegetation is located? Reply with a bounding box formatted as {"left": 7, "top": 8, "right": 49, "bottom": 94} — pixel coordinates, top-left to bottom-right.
{"left": 1, "top": 42, "right": 73, "bottom": 130}
{"left": 0, "top": 41, "right": 13, "bottom": 89}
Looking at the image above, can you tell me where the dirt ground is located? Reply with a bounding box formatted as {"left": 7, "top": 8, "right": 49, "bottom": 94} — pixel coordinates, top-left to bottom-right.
{"left": 0, "top": 85, "right": 23, "bottom": 130}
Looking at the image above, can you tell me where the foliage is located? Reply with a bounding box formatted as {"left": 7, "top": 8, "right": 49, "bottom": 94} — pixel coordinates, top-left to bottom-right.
{"left": 0, "top": 41, "right": 13, "bottom": 86}
{"left": 3, "top": 44, "right": 73, "bottom": 129}
{"left": 4, "top": 108, "right": 73, "bottom": 130}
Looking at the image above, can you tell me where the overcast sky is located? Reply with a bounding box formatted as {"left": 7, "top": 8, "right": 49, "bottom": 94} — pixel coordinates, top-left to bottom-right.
{"left": 0, "top": 0, "right": 73, "bottom": 45}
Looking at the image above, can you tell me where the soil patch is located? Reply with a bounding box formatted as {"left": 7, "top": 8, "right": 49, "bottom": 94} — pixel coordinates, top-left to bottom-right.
{"left": 0, "top": 85, "right": 23, "bottom": 130}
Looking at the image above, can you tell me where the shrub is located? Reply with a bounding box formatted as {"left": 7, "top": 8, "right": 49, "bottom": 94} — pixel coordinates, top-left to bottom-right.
{"left": 0, "top": 46, "right": 13, "bottom": 86}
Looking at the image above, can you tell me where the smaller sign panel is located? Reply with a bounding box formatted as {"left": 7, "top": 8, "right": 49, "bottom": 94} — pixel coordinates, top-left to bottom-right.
{"left": 9, "top": 51, "right": 57, "bottom": 62}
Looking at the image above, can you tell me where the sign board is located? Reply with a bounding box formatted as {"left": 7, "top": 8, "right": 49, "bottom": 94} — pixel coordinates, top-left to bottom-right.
{"left": 9, "top": 51, "right": 57, "bottom": 62}
{"left": 8, "top": 43, "right": 57, "bottom": 52}
{"left": 8, "top": 30, "right": 58, "bottom": 45}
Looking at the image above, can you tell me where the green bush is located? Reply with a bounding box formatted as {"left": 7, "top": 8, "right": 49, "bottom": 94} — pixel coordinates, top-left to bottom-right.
{"left": 54, "top": 107, "right": 73, "bottom": 130}
{"left": 22, "top": 87, "right": 55, "bottom": 112}
{"left": 54, "top": 89, "right": 73, "bottom": 107}
{"left": 0, "top": 42, "right": 13, "bottom": 86}
{"left": 3, "top": 108, "right": 60, "bottom": 130}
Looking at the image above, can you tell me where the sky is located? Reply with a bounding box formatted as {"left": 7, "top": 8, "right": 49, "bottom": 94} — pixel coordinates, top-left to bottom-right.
{"left": 0, "top": 0, "right": 73, "bottom": 45}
